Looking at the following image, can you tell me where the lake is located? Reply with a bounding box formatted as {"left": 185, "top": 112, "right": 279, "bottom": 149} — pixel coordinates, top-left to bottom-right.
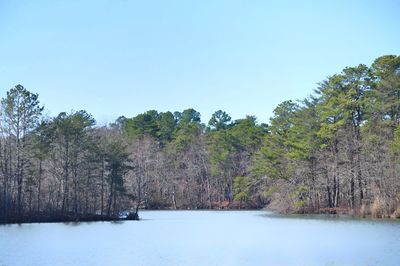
{"left": 0, "top": 210, "right": 399, "bottom": 266}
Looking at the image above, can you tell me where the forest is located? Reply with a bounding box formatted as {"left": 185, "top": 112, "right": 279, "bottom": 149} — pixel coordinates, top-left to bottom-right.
{"left": 0, "top": 54, "right": 399, "bottom": 223}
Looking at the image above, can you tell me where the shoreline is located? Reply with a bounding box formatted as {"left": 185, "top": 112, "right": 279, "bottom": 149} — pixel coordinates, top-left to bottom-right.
{"left": 0, "top": 212, "right": 139, "bottom": 225}
{"left": 2, "top": 207, "right": 399, "bottom": 225}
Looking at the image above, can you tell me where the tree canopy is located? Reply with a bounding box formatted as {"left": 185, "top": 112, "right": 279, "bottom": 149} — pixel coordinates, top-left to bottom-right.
{"left": 1, "top": 55, "right": 400, "bottom": 222}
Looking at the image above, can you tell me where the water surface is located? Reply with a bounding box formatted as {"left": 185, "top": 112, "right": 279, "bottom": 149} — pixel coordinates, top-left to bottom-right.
{"left": 1, "top": 210, "right": 399, "bottom": 266}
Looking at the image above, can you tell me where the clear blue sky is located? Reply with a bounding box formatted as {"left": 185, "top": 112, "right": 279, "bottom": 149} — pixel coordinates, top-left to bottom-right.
{"left": 1, "top": 0, "right": 399, "bottom": 125}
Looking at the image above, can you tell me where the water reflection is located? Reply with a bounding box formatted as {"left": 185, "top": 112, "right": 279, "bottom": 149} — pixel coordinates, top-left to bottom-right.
{"left": 0, "top": 211, "right": 399, "bottom": 266}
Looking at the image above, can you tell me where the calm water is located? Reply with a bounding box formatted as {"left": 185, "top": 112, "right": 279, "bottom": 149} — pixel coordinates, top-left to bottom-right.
{"left": 0, "top": 211, "right": 399, "bottom": 266}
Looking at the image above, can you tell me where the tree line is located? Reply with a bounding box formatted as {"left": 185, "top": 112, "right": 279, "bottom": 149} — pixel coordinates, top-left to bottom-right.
{"left": 0, "top": 54, "right": 399, "bottom": 222}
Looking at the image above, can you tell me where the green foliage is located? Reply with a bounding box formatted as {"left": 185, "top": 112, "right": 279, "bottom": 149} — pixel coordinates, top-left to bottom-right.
{"left": 391, "top": 125, "right": 400, "bottom": 156}
{"left": 270, "top": 100, "right": 299, "bottom": 135}
{"left": 233, "top": 176, "right": 251, "bottom": 202}
{"left": 53, "top": 110, "right": 95, "bottom": 136}
{"left": 31, "top": 120, "right": 53, "bottom": 160}
{"left": 157, "top": 111, "right": 176, "bottom": 144}
{"left": 252, "top": 134, "right": 289, "bottom": 180}
{"left": 252, "top": 100, "right": 312, "bottom": 180}
{"left": 264, "top": 186, "right": 277, "bottom": 197}
{"left": 1, "top": 84, "right": 44, "bottom": 136}
{"left": 207, "top": 129, "right": 237, "bottom": 175}
{"left": 122, "top": 108, "right": 203, "bottom": 150}
{"left": 208, "top": 110, "right": 232, "bottom": 131}
{"left": 179, "top": 108, "right": 201, "bottom": 126}
{"left": 289, "top": 184, "right": 309, "bottom": 210}
{"left": 105, "top": 141, "right": 131, "bottom": 193}
{"left": 163, "top": 109, "right": 203, "bottom": 154}
{"left": 2, "top": 54, "right": 400, "bottom": 219}
{"left": 371, "top": 55, "right": 400, "bottom": 79}
{"left": 123, "top": 110, "right": 159, "bottom": 139}
{"left": 229, "top": 116, "right": 267, "bottom": 153}
{"left": 370, "top": 55, "right": 400, "bottom": 127}
{"left": 207, "top": 115, "right": 266, "bottom": 181}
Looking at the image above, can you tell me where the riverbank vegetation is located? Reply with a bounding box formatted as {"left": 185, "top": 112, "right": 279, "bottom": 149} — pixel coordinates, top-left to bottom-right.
{"left": 1, "top": 55, "right": 399, "bottom": 223}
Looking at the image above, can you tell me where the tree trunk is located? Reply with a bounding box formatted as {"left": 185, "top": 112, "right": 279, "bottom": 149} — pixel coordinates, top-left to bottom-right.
{"left": 101, "top": 158, "right": 105, "bottom": 216}
{"left": 62, "top": 140, "right": 69, "bottom": 213}
{"left": 107, "top": 177, "right": 114, "bottom": 216}
{"left": 37, "top": 160, "right": 42, "bottom": 212}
